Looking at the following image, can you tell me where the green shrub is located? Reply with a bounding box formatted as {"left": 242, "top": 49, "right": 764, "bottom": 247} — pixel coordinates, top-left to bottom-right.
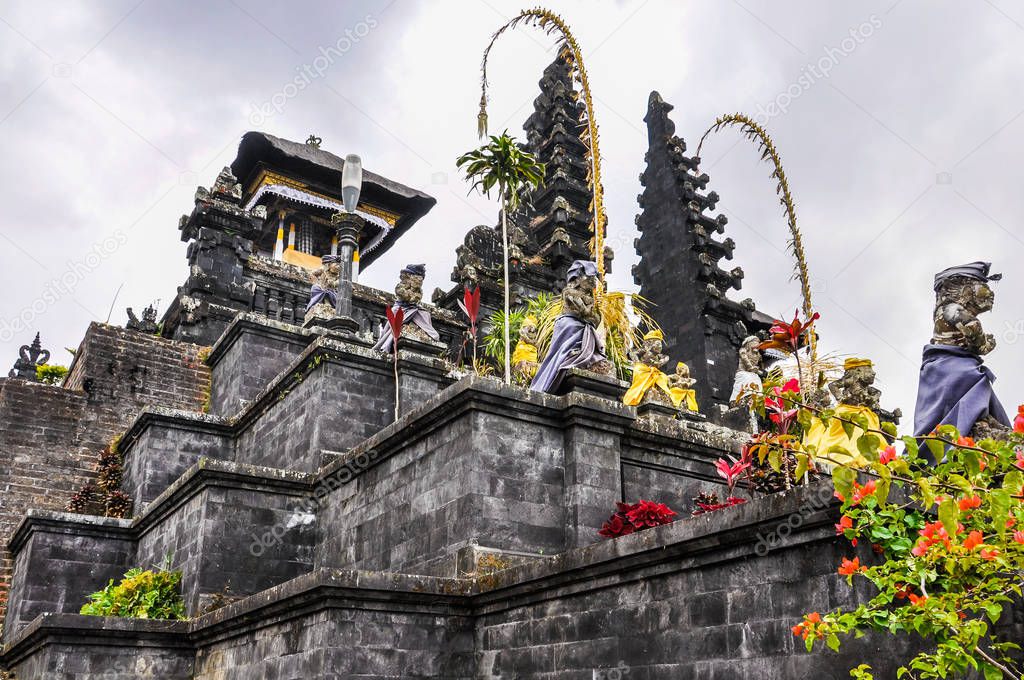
{"left": 80, "top": 568, "right": 187, "bottom": 620}
{"left": 36, "top": 364, "right": 68, "bottom": 385}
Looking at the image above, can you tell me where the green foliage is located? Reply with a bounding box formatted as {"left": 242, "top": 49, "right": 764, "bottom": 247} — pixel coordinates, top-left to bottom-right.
{"left": 788, "top": 422, "right": 1024, "bottom": 679}
{"left": 80, "top": 567, "right": 187, "bottom": 620}
{"left": 456, "top": 131, "right": 545, "bottom": 210}
{"left": 36, "top": 363, "right": 68, "bottom": 385}
{"left": 482, "top": 294, "right": 552, "bottom": 370}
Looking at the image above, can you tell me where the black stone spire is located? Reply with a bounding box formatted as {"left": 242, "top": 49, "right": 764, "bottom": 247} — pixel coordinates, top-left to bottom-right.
{"left": 632, "top": 91, "right": 771, "bottom": 415}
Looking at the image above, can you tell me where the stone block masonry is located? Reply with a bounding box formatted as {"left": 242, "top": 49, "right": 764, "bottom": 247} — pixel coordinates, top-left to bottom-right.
{"left": 0, "top": 322, "right": 211, "bottom": 628}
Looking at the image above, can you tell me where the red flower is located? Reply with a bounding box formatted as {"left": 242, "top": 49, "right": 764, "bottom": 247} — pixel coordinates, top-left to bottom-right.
{"left": 1013, "top": 530, "right": 1024, "bottom": 545}
{"left": 908, "top": 592, "right": 927, "bottom": 607}
{"left": 459, "top": 286, "right": 481, "bottom": 332}
{"left": 1015, "top": 405, "right": 1024, "bottom": 433}
{"left": 779, "top": 378, "right": 801, "bottom": 395}
{"left": 963, "top": 530, "right": 984, "bottom": 551}
{"left": 980, "top": 548, "right": 999, "bottom": 561}
{"left": 956, "top": 435, "right": 976, "bottom": 448}
{"left": 850, "top": 480, "right": 877, "bottom": 506}
{"left": 835, "top": 515, "right": 853, "bottom": 535}
{"left": 768, "top": 408, "right": 799, "bottom": 434}
{"left": 879, "top": 446, "right": 897, "bottom": 465}
{"left": 1015, "top": 448, "right": 1024, "bottom": 470}
{"left": 625, "top": 499, "right": 677, "bottom": 529}
{"left": 958, "top": 496, "right": 982, "bottom": 511}
{"left": 838, "top": 557, "right": 863, "bottom": 576}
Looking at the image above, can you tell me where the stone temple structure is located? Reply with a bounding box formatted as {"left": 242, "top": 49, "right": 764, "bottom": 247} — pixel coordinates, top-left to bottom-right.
{"left": 4, "top": 55, "right": 1017, "bottom": 680}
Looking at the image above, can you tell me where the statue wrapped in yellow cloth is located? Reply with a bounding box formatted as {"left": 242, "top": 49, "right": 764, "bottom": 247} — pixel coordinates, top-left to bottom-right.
{"left": 668, "top": 362, "right": 699, "bottom": 412}
{"left": 511, "top": 315, "right": 540, "bottom": 382}
{"left": 623, "top": 330, "right": 699, "bottom": 411}
{"left": 802, "top": 358, "right": 889, "bottom": 467}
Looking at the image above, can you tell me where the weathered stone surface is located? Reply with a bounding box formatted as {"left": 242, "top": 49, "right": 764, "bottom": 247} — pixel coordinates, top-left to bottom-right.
{"left": 0, "top": 323, "right": 210, "bottom": 626}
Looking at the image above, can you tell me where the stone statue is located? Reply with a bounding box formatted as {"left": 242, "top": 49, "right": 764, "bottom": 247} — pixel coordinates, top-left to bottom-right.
{"left": 667, "top": 361, "right": 699, "bottom": 412}
{"left": 304, "top": 255, "right": 341, "bottom": 323}
{"left": 623, "top": 329, "right": 674, "bottom": 407}
{"left": 725, "top": 336, "right": 764, "bottom": 431}
{"left": 126, "top": 304, "right": 159, "bottom": 334}
{"left": 804, "top": 358, "right": 895, "bottom": 467}
{"left": 511, "top": 315, "right": 540, "bottom": 382}
{"left": 530, "top": 260, "right": 615, "bottom": 394}
{"left": 914, "top": 262, "right": 1010, "bottom": 443}
{"left": 8, "top": 333, "right": 50, "bottom": 381}
{"left": 373, "top": 264, "right": 441, "bottom": 353}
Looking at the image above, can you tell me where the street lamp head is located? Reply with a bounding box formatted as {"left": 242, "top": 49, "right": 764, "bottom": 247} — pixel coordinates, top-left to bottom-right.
{"left": 341, "top": 154, "right": 362, "bottom": 213}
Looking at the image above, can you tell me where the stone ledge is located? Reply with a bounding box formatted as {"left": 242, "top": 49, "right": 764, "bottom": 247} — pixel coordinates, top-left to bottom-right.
{"left": 205, "top": 312, "right": 317, "bottom": 368}
{"left": 6, "top": 459, "right": 315, "bottom": 556}
{"left": 1, "top": 613, "right": 190, "bottom": 668}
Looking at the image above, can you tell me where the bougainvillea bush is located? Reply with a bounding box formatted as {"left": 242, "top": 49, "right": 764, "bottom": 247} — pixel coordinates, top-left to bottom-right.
{"left": 598, "top": 500, "right": 676, "bottom": 538}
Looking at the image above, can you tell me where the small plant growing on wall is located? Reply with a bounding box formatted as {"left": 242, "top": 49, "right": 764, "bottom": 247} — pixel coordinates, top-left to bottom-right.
{"left": 36, "top": 363, "right": 68, "bottom": 385}
{"left": 80, "top": 567, "right": 186, "bottom": 620}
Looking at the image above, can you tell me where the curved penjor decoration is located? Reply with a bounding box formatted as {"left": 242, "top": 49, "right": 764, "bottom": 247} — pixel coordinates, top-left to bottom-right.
{"left": 478, "top": 7, "right": 609, "bottom": 278}
{"left": 696, "top": 114, "right": 816, "bottom": 359}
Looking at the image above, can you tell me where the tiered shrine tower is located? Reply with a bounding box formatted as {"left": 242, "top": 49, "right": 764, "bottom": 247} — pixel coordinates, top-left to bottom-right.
{"left": 632, "top": 92, "right": 772, "bottom": 415}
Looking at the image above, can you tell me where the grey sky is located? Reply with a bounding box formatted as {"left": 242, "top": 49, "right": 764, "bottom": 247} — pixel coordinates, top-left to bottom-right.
{"left": 1, "top": 0, "right": 1022, "bottom": 419}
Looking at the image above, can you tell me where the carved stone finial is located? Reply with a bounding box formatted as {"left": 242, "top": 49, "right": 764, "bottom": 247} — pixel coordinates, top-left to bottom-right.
{"left": 306, "top": 135, "right": 322, "bottom": 148}
{"left": 126, "top": 303, "right": 160, "bottom": 334}
{"left": 8, "top": 333, "right": 51, "bottom": 380}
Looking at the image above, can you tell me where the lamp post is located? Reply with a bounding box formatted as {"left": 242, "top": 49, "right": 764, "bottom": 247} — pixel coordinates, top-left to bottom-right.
{"left": 330, "top": 154, "right": 364, "bottom": 330}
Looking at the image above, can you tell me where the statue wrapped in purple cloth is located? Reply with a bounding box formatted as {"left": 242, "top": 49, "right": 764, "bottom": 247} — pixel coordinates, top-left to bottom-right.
{"left": 913, "top": 261, "right": 1010, "bottom": 442}
{"left": 530, "top": 260, "right": 615, "bottom": 394}
{"left": 373, "top": 264, "right": 440, "bottom": 352}
{"left": 304, "top": 255, "right": 342, "bottom": 323}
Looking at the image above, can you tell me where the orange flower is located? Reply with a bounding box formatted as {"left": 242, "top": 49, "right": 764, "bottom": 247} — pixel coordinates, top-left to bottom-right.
{"left": 1013, "top": 530, "right": 1024, "bottom": 544}
{"left": 956, "top": 435, "right": 976, "bottom": 448}
{"left": 835, "top": 515, "right": 853, "bottom": 535}
{"left": 838, "top": 557, "right": 862, "bottom": 576}
{"left": 963, "top": 530, "right": 984, "bottom": 551}
{"left": 981, "top": 548, "right": 999, "bottom": 561}
{"left": 850, "top": 480, "right": 877, "bottom": 506}
{"left": 879, "top": 446, "right": 896, "bottom": 465}
{"left": 908, "top": 592, "right": 928, "bottom": 607}
{"left": 958, "top": 496, "right": 982, "bottom": 511}
{"left": 806, "top": 612, "right": 821, "bottom": 624}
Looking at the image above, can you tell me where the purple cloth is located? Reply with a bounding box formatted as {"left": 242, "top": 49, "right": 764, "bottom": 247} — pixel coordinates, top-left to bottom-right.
{"left": 305, "top": 285, "right": 337, "bottom": 315}
{"left": 530, "top": 313, "right": 607, "bottom": 394}
{"left": 913, "top": 343, "right": 1009, "bottom": 438}
{"left": 373, "top": 302, "right": 440, "bottom": 352}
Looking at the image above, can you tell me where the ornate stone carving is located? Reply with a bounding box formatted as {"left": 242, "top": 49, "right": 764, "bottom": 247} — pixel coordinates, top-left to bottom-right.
{"left": 932, "top": 272, "right": 998, "bottom": 355}
{"left": 8, "top": 333, "right": 50, "bottom": 381}
{"left": 126, "top": 304, "right": 159, "bottom": 334}
{"left": 304, "top": 257, "right": 340, "bottom": 324}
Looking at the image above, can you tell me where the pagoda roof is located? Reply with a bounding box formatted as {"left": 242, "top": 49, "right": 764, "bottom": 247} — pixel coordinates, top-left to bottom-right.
{"left": 230, "top": 131, "right": 436, "bottom": 267}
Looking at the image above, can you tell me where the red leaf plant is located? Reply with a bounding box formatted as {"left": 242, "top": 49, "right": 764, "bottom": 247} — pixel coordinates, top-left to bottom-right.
{"left": 598, "top": 500, "right": 676, "bottom": 538}
{"left": 758, "top": 310, "right": 820, "bottom": 354}
{"left": 457, "top": 286, "right": 482, "bottom": 366}
{"left": 385, "top": 305, "right": 405, "bottom": 344}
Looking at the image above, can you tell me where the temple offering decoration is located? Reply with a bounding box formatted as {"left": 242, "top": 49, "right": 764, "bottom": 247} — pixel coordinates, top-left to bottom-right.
{"left": 511, "top": 314, "right": 540, "bottom": 382}
{"left": 803, "top": 358, "right": 887, "bottom": 467}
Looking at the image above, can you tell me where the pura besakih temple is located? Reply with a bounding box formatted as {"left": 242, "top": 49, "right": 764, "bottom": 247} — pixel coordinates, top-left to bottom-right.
{"left": 633, "top": 91, "right": 774, "bottom": 416}
{"left": 162, "top": 131, "right": 464, "bottom": 350}
{"left": 434, "top": 52, "right": 609, "bottom": 320}
{"left": 4, "top": 50, "right": 1020, "bottom": 680}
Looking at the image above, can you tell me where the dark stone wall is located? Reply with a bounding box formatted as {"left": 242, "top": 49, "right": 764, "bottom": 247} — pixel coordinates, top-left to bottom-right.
{"left": 0, "top": 323, "right": 210, "bottom": 628}
{"left": 3, "top": 515, "right": 133, "bottom": 643}
{"left": 206, "top": 315, "right": 314, "bottom": 417}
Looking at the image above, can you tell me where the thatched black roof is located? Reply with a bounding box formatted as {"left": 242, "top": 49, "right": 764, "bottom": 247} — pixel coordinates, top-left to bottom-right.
{"left": 230, "top": 131, "right": 436, "bottom": 267}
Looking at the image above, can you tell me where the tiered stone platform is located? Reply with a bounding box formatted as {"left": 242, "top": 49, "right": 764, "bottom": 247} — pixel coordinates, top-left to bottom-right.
{"left": 1, "top": 315, "right": 933, "bottom": 678}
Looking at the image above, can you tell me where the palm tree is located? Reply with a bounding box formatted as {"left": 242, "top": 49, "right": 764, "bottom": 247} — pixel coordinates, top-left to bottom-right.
{"left": 457, "top": 131, "right": 545, "bottom": 384}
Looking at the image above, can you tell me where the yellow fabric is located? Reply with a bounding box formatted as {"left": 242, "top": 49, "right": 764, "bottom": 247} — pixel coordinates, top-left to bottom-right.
{"left": 282, "top": 249, "right": 323, "bottom": 271}
{"left": 643, "top": 329, "right": 664, "bottom": 341}
{"left": 802, "top": 403, "right": 882, "bottom": 468}
{"left": 511, "top": 341, "right": 538, "bottom": 366}
{"left": 669, "top": 387, "right": 699, "bottom": 411}
{"left": 844, "top": 357, "right": 873, "bottom": 371}
{"left": 623, "top": 362, "right": 670, "bottom": 406}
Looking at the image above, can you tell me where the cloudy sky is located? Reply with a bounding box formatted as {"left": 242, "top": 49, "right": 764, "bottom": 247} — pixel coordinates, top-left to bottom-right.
{"left": 1, "top": 0, "right": 1023, "bottom": 419}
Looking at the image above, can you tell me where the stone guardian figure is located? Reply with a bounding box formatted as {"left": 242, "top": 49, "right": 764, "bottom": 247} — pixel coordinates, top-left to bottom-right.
{"left": 530, "top": 260, "right": 614, "bottom": 393}
{"left": 373, "top": 264, "right": 441, "bottom": 353}
{"left": 913, "top": 261, "right": 1010, "bottom": 441}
